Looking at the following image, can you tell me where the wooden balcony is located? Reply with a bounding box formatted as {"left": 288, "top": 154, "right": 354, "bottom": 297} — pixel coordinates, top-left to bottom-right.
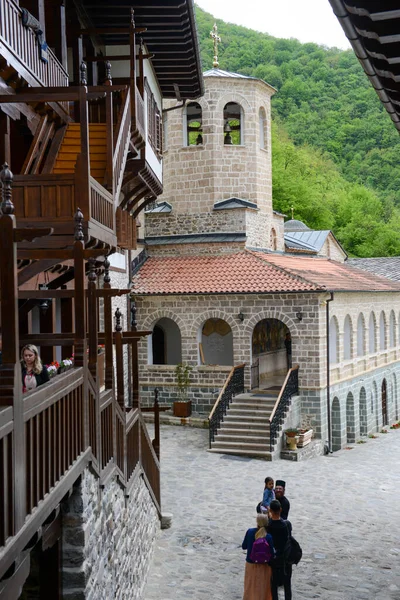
{"left": 12, "top": 172, "right": 116, "bottom": 248}
{"left": 0, "top": 0, "right": 69, "bottom": 116}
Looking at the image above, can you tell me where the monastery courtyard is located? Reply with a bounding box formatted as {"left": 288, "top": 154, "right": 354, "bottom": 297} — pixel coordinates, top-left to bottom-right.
{"left": 144, "top": 425, "right": 400, "bottom": 600}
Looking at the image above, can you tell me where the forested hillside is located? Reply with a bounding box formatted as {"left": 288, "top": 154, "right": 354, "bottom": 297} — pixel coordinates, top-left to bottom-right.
{"left": 195, "top": 6, "right": 400, "bottom": 257}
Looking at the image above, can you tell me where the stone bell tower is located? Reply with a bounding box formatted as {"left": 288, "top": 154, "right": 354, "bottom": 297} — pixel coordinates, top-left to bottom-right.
{"left": 145, "top": 25, "right": 284, "bottom": 251}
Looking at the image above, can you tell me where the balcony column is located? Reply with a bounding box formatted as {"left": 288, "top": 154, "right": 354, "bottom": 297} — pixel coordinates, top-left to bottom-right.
{"left": 38, "top": 0, "right": 46, "bottom": 36}
{"left": 0, "top": 111, "right": 11, "bottom": 166}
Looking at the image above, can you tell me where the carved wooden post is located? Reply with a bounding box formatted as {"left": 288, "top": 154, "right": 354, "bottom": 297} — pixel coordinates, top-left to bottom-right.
{"left": 105, "top": 61, "right": 114, "bottom": 194}
{"left": 129, "top": 8, "right": 137, "bottom": 128}
{"left": 115, "top": 308, "right": 125, "bottom": 410}
{"left": 76, "top": 61, "right": 91, "bottom": 220}
{"left": 130, "top": 293, "right": 139, "bottom": 409}
{"left": 103, "top": 256, "right": 113, "bottom": 390}
{"left": 87, "top": 257, "right": 98, "bottom": 378}
{"left": 73, "top": 208, "right": 86, "bottom": 368}
{"left": 152, "top": 388, "right": 160, "bottom": 460}
{"left": 0, "top": 163, "right": 24, "bottom": 531}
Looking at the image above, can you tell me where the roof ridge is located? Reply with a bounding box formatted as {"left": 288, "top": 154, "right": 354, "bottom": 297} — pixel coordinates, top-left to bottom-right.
{"left": 245, "top": 249, "right": 325, "bottom": 291}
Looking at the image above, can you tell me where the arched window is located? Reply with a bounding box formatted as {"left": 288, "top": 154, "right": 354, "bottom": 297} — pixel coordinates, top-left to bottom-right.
{"left": 150, "top": 318, "right": 182, "bottom": 365}
{"left": 186, "top": 102, "right": 203, "bottom": 146}
{"left": 259, "top": 107, "right": 267, "bottom": 149}
{"left": 201, "top": 318, "right": 233, "bottom": 365}
{"left": 343, "top": 315, "right": 352, "bottom": 360}
{"left": 389, "top": 310, "right": 396, "bottom": 348}
{"left": 379, "top": 311, "right": 386, "bottom": 350}
{"left": 329, "top": 316, "right": 339, "bottom": 364}
{"left": 357, "top": 314, "right": 365, "bottom": 357}
{"left": 270, "top": 228, "right": 277, "bottom": 251}
{"left": 223, "top": 102, "right": 242, "bottom": 145}
{"left": 368, "top": 313, "right": 376, "bottom": 353}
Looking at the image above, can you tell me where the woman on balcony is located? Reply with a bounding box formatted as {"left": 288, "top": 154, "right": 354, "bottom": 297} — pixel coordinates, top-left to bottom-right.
{"left": 21, "top": 344, "right": 49, "bottom": 392}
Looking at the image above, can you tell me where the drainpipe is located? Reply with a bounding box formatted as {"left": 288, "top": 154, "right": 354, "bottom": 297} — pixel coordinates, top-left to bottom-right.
{"left": 326, "top": 292, "right": 334, "bottom": 452}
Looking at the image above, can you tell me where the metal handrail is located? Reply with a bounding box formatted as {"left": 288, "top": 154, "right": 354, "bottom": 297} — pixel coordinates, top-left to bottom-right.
{"left": 208, "top": 363, "right": 245, "bottom": 448}
{"left": 268, "top": 365, "right": 299, "bottom": 451}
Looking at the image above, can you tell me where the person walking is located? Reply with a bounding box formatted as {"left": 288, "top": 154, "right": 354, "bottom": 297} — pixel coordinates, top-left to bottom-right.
{"left": 274, "top": 480, "right": 290, "bottom": 520}
{"left": 242, "top": 513, "right": 275, "bottom": 600}
{"left": 268, "top": 500, "right": 292, "bottom": 600}
{"left": 21, "top": 344, "right": 49, "bottom": 392}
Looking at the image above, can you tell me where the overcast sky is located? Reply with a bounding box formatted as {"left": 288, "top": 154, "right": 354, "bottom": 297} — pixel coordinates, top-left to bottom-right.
{"left": 196, "top": 0, "right": 351, "bottom": 50}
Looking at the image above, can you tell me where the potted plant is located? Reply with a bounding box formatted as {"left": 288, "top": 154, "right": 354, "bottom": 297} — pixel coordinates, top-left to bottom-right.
{"left": 284, "top": 428, "right": 299, "bottom": 451}
{"left": 173, "top": 363, "right": 192, "bottom": 418}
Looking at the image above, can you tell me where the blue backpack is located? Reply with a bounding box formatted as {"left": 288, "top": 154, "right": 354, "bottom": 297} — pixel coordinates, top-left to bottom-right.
{"left": 250, "top": 537, "right": 273, "bottom": 564}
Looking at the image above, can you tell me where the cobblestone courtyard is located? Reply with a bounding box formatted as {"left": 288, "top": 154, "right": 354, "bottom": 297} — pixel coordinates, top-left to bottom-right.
{"left": 143, "top": 425, "right": 400, "bottom": 600}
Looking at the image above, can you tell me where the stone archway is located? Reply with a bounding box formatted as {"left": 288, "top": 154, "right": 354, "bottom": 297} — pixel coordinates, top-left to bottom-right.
{"left": 382, "top": 379, "right": 388, "bottom": 427}
{"left": 346, "top": 392, "right": 355, "bottom": 443}
{"left": 359, "top": 387, "right": 367, "bottom": 436}
{"left": 150, "top": 317, "right": 182, "bottom": 365}
{"left": 331, "top": 397, "right": 342, "bottom": 451}
{"left": 200, "top": 318, "right": 233, "bottom": 366}
{"left": 251, "top": 318, "right": 290, "bottom": 389}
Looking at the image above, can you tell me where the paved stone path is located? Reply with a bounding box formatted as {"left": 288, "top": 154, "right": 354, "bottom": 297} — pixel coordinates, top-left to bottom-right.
{"left": 144, "top": 425, "right": 400, "bottom": 600}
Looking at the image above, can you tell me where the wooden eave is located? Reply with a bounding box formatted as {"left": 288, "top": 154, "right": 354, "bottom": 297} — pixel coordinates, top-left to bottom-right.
{"left": 75, "top": 0, "right": 204, "bottom": 99}
{"left": 329, "top": 0, "right": 400, "bottom": 132}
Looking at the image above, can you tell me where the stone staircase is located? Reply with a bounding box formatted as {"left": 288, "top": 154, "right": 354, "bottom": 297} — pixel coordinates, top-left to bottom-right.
{"left": 208, "top": 389, "right": 280, "bottom": 460}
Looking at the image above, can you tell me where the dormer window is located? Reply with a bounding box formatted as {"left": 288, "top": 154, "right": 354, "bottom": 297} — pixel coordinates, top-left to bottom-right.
{"left": 186, "top": 102, "right": 203, "bottom": 146}
{"left": 223, "top": 102, "right": 242, "bottom": 145}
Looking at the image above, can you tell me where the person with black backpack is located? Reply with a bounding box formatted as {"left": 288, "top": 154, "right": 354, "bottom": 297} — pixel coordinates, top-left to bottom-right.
{"left": 241, "top": 513, "right": 275, "bottom": 600}
{"left": 267, "top": 500, "right": 294, "bottom": 600}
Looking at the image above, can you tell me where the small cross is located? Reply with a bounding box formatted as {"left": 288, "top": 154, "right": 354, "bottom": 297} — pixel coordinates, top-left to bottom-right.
{"left": 291, "top": 206, "right": 294, "bottom": 219}
{"left": 210, "top": 23, "right": 221, "bottom": 68}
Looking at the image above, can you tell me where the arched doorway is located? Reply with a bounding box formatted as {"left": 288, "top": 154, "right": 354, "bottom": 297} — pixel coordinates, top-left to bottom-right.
{"left": 151, "top": 318, "right": 182, "bottom": 365}
{"left": 200, "top": 318, "right": 233, "bottom": 365}
{"left": 359, "top": 387, "right": 367, "bottom": 436}
{"left": 382, "top": 379, "right": 388, "bottom": 426}
{"left": 331, "top": 397, "right": 342, "bottom": 451}
{"left": 252, "top": 319, "right": 290, "bottom": 388}
{"left": 346, "top": 392, "right": 355, "bottom": 443}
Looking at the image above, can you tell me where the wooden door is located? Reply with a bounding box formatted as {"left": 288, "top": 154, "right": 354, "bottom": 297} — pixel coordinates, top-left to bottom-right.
{"left": 382, "top": 379, "right": 388, "bottom": 427}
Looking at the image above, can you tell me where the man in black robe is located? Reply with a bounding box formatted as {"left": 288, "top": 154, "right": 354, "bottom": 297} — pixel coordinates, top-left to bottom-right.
{"left": 268, "top": 500, "right": 292, "bottom": 600}
{"left": 274, "top": 480, "right": 290, "bottom": 520}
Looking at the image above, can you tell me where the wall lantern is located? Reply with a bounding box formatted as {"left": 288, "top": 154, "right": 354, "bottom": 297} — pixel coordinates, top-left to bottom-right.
{"left": 295, "top": 311, "right": 303, "bottom": 322}
{"left": 238, "top": 311, "right": 245, "bottom": 322}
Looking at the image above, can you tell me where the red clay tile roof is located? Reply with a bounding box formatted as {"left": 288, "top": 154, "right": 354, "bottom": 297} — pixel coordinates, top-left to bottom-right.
{"left": 132, "top": 251, "right": 400, "bottom": 295}
{"left": 133, "top": 251, "right": 322, "bottom": 295}
{"left": 256, "top": 253, "right": 400, "bottom": 292}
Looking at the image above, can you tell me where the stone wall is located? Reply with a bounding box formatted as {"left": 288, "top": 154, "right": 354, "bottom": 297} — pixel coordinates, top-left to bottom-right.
{"left": 61, "top": 469, "right": 159, "bottom": 600}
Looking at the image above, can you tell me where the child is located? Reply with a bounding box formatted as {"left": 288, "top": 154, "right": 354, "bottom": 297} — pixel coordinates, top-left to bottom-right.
{"left": 260, "top": 476, "right": 275, "bottom": 513}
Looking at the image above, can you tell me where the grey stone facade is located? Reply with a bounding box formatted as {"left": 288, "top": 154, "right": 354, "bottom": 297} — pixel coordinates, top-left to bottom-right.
{"left": 61, "top": 469, "right": 159, "bottom": 600}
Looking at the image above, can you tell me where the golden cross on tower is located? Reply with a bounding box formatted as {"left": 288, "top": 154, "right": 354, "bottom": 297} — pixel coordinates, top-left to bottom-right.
{"left": 210, "top": 23, "right": 221, "bottom": 68}
{"left": 291, "top": 206, "right": 294, "bottom": 219}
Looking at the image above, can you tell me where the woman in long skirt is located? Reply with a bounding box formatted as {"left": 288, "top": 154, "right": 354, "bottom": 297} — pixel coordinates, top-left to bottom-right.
{"left": 242, "top": 513, "right": 274, "bottom": 600}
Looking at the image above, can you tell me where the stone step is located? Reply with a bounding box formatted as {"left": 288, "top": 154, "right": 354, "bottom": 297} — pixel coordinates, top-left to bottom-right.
{"left": 231, "top": 401, "right": 275, "bottom": 411}
{"left": 211, "top": 439, "right": 270, "bottom": 451}
{"left": 234, "top": 392, "right": 279, "bottom": 400}
{"left": 228, "top": 408, "right": 271, "bottom": 418}
{"left": 223, "top": 414, "right": 270, "bottom": 425}
{"left": 214, "top": 433, "right": 269, "bottom": 444}
{"left": 219, "top": 422, "right": 269, "bottom": 432}
{"left": 217, "top": 426, "right": 270, "bottom": 436}
{"left": 208, "top": 447, "right": 272, "bottom": 460}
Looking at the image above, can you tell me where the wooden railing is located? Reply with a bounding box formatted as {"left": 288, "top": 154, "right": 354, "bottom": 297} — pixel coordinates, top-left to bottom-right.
{"left": 208, "top": 364, "right": 245, "bottom": 448}
{"left": 90, "top": 176, "right": 115, "bottom": 232}
{"left": 126, "top": 410, "right": 140, "bottom": 483}
{"left": 24, "top": 371, "right": 85, "bottom": 515}
{"left": 113, "top": 88, "right": 131, "bottom": 200}
{"left": 136, "top": 86, "right": 145, "bottom": 140}
{"left": 0, "top": 0, "right": 68, "bottom": 101}
{"left": 140, "top": 418, "right": 161, "bottom": 509}
{"left": 269, "top": 365, "right": 299, "bottom": 451}
{"left": 0, "top": 407, "right": 13, "bottom": 547}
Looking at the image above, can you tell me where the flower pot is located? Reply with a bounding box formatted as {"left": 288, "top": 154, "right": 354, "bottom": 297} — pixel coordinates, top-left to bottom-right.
{"left": 286, "top": 434, "right": 298, "bottom": 451}
{"left": 173, "top": 400, "right": 192, "bottom": 418}
{"left": 296, "top": 429, "right": 313, "bottom": 448}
